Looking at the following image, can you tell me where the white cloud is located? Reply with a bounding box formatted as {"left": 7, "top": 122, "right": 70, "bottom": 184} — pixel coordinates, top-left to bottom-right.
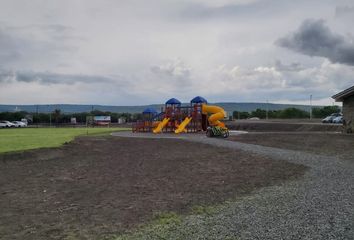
{"left": 186, "top": 0, "right": 260, "bottom": 8}
{"left": 0, "top": 0, "right": 353, "bottom": 106}
{"left": 204, "top": 60, "right": 354, "bottom": 104}
{"left": 150, "top": 59, "right": 192, "bottom": 80}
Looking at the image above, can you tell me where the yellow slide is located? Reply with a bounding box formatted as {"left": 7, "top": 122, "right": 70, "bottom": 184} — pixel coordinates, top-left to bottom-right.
{"left": 153, "top": 117, "right": 170, "bottom": 133}
{"left": 175, "top": 117, "right": 192, "bottom": 134}
{"left": 202, "top": 104, "right": 227, "bottom": 128}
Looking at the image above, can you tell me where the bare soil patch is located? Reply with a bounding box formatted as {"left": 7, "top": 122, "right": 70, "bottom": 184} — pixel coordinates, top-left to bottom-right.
{"left": 228, "top": 133, "right": 354, "bottom": 161}
{"left": 226, "top": 120, "right": 342, "bottom": 132}
{"left": 0, "top": 136, "right": 306, "bottom": 240}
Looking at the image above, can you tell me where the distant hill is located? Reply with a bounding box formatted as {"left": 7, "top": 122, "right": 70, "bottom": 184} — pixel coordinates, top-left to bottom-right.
{"left": 0, "top": 102, "right": 317, "bottom": 114}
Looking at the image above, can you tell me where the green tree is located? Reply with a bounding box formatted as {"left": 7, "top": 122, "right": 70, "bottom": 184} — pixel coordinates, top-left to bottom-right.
{"left": 277, "top": 108, "right": 309, "bottom": 119}
{"left": 233, "top": 111, "right": 250, "bottom": 119}
{"left": 268, "top": 110, "right": 280, "bottom": 118}
{"left": 0, "top": 111, "right": 27, "bottom": 121}
{"left": 53, "top": 109, "right": 61, "bottom": 124}
{"left": 251, "top": 109, "right": 267, "bottom": 119}
{"left": 312, "top": 106, "right": 341, "bottom": 118}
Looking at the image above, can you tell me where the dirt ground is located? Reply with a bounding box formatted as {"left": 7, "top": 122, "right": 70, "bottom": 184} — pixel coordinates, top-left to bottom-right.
{"left": 226, "top": 120, "right": 343, "bottom": 132}
{"left": 228, "top": 133, "right": 354, "bottom": 161}
{"left": 0, "top": 136, "right": 306, "bottom": 240}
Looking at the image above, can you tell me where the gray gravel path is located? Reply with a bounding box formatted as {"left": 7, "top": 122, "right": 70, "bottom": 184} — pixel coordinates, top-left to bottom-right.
{"left": 112, "top": 132, "right": 354, "bottom": 239}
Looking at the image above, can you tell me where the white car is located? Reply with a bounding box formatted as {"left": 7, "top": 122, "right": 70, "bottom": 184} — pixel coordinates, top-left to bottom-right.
{"left": 0, "top": 121, "right": 16, "bottom": 127}
{"left": 12, "top": 121, "right": 27, "bottom": 127}
{"left": 332, "top": 116, "right": 343, "bottom": 124}
{"left": 0, "top": 122, "right": 7, "bottom": 128}
{"left": 322, "top": 113, "right": 342, "bottom": 123}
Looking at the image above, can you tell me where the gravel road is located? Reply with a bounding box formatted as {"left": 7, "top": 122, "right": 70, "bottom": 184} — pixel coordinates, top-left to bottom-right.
{"left": 112, "top": 132, "right": 354, "bottom": 239}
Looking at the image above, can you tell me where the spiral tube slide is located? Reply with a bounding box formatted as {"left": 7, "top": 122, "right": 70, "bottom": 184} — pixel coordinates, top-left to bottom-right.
{"left": 201, "top": 104, "right": 227, "bottom": 128}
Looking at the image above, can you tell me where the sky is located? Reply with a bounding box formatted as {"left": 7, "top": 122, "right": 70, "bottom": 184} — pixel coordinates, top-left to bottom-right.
{"left": 0, "top": 0, "right": 354, "bottom": 106}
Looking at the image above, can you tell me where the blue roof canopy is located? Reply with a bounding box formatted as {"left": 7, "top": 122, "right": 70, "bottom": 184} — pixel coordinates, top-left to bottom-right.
{"left": 142, "top": 108, "right": 158, "bottom": 114}
{"left": 190, "top": 96, "right": 207, "bottom": 104}
{"left": 165, "top": 98, "right": 181, "bottom": 105}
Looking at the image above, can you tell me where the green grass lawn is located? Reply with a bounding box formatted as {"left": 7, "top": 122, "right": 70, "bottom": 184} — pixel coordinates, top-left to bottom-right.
{"left": 0, "top": 127, "right": 128, "bottom": 153}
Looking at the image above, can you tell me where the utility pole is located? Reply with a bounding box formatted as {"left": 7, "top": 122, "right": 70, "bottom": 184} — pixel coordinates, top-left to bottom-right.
{"left": 310, "top": 95, "right": 313, "bottom": 120}
{"left": 36, "top": 105, "right": 39, "bottom": 128}
{"left": 48, "top": 105, "right": 52, "bottom": 127}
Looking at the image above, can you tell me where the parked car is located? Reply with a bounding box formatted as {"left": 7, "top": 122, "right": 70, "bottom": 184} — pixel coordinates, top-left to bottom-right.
{"left": 332, "top": 116, "right": 343, "bottom": 124}
{"left": 0, "top": 122, "right": 7, "bottom": 128}
{"left": 322, "top": 113, "right": 342, "bottom": 123}
{"left": 21, "top": 118, "right": 29, "bottom": 125}
{"left": 0, "top": 121, "right": 16, "bottom": 127}
{"left": 12, "top": 121, "right": 28, "bottom": 127}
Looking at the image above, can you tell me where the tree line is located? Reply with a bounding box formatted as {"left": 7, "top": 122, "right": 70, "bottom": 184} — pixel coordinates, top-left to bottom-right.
{"left": 232, "top": 105, "right": 341, "bottom": 119}
{"left": 0, "top": 109, "right": 142, "bottom": 124}
{"left": 0, "top": 105, "right": 341, "bottom": 123}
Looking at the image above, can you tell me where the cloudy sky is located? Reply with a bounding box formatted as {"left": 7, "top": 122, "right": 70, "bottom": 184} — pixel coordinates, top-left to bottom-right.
{"left": 0, "top": 0, "right": 354, "bottom": 106}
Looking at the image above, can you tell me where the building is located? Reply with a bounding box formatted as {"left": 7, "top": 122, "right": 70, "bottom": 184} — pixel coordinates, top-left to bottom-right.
{"left": 93, "top": 116, "right": 111, "bottom": 126}
{"left": 332, "top": 85, "right": 354, "bottom": 133}
{"left": 118, "top": 117, "right": 126, "bottom": 124}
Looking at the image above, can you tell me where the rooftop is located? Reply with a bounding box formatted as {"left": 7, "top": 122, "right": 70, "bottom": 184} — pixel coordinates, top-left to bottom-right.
{"left": 332, "top": 85, "right": 354, "bottom": 102}
{"left": 190, "top": 96, "right": 208, "bottom": 104}
{"left": 165, "top": 98, "right": 181, "bottom": 105}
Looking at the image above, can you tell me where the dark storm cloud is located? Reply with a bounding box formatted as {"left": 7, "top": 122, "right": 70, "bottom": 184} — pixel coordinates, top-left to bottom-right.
{"left": 0, "top": 69, "right": 113, "bottom": 85}
{"left": 276, "top": 19, "right": 354, "bottom": 66}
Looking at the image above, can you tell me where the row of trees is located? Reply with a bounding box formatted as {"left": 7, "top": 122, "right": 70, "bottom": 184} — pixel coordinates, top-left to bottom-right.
{"left": 0, "top": 105, "right": 340, "bottom": 123}
{"left": 0, "top": 109, "right": 141, "bottom": 124}
{"left": 233, "top": 106, "right": 340, "bottom": 119}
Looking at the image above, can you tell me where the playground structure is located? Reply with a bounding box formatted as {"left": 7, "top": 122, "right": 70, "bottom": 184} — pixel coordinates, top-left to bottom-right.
{"left": 132, "top": 96, "right": 229, "bottom": 137}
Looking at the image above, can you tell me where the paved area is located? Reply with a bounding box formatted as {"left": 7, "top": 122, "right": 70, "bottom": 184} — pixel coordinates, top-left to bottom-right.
{"left": 112, "top": 130, "right": 247, "bottom": 139}
{"left": 112, "top": 131, "right": 354, "bottom": 239}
